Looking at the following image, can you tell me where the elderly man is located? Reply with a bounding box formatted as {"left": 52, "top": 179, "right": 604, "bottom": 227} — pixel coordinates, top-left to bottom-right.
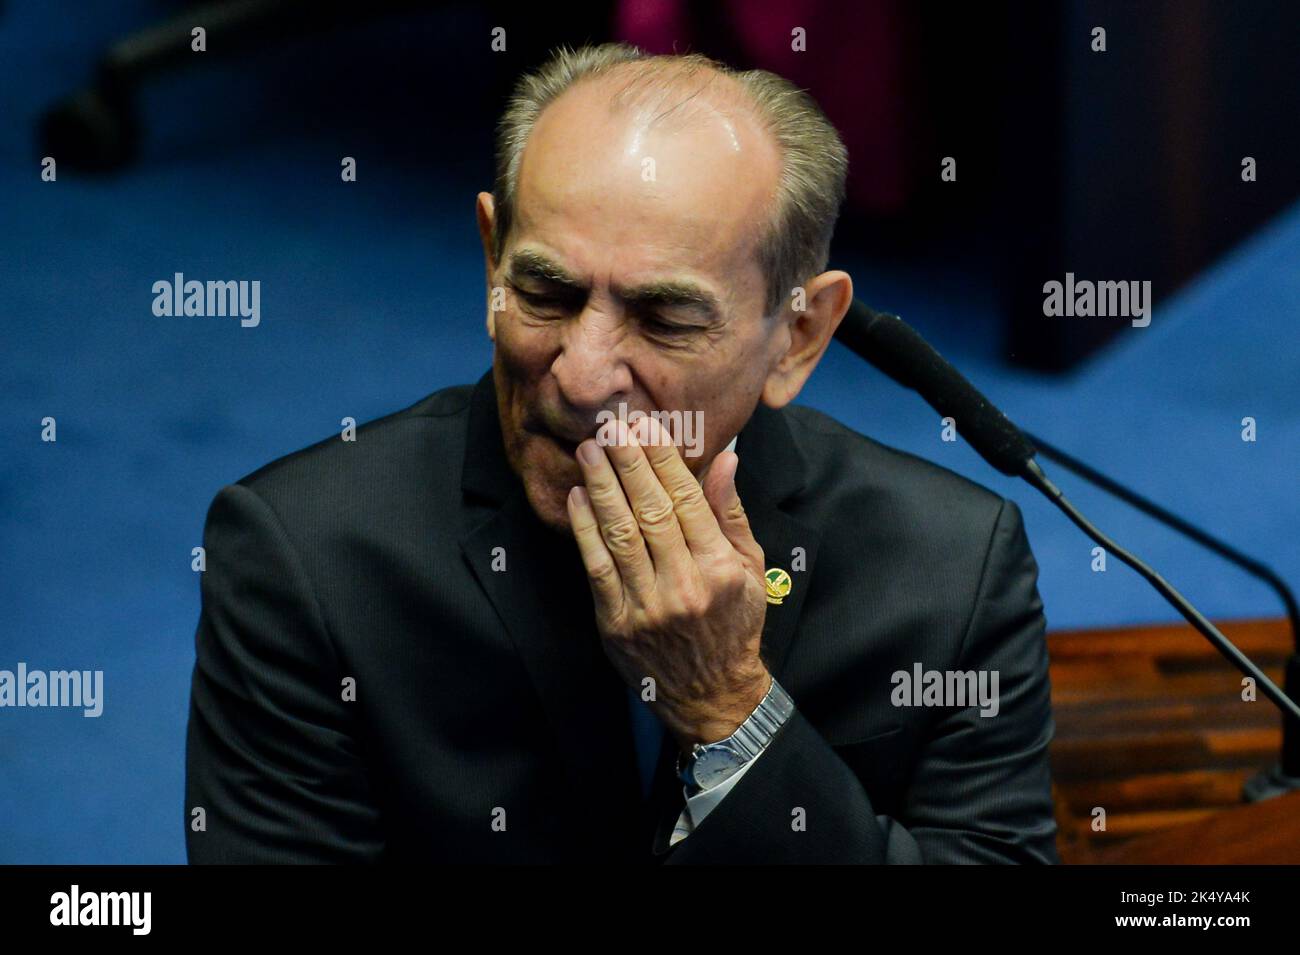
{"left": 185, "top": 44, "right": 1058, "bottom": 864}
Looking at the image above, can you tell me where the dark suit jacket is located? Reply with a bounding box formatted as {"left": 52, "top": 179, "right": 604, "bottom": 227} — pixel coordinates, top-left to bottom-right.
{"left": 185, "top": 370, "right": 1059, "bottom": 864}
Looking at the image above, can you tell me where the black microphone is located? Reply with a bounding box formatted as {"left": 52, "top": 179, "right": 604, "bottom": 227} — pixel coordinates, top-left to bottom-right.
{"left": 835, "top": 299, "right": 1037, "bottom": 476}
{"left": 833, "top": 299, "right": 1300, "bottom": 735}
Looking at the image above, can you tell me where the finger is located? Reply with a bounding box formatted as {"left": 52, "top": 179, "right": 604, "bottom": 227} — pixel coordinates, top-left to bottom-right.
{"left": 575, "top": 434, "right": 655, "bottom": 599}
{"left": 601, "top": 419, "right": 693, "bottom": 581}
{"left": 702, "top": 450, "right": 764, "bottom": 578}
{"left": 567, "top": 485, "right": 624, "bottom": 620}
{"left": 636, "top": 416, "right": 731, "bottom": 561}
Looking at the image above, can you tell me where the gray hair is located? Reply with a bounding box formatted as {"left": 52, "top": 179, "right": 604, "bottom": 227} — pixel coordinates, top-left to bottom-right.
{"left": 491, "top": 43, "right": 848, "bottom": 317}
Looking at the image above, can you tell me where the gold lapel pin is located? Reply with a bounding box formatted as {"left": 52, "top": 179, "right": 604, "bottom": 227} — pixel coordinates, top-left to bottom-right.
{"left": 764, "top": 567, "right": 793, "bottom": 606}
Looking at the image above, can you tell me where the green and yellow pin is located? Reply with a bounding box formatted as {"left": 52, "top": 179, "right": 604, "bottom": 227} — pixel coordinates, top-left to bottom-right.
{"left": 764, "top": 567, "right": 793, "bottom": 606}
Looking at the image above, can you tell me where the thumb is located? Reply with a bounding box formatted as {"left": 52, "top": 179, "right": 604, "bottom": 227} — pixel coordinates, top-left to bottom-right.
{"left": 704, "top": 451, "right": 763, "bottom": 576}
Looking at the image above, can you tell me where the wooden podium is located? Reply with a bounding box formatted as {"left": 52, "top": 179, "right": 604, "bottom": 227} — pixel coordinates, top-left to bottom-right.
{"left": 1046, "top": 617, "right": 1300, "bottom": 864}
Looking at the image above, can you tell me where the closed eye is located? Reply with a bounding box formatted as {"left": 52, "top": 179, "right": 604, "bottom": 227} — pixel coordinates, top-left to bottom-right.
{"left": 515, "top": 288, "right": 576, "bottom": 316}
{"left": 642, "top": 315, "right": 685, "bottom": 333}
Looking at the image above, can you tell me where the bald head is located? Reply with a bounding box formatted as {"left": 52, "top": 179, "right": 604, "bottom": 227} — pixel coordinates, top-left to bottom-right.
{"left": 488, "top": 45, "right": 848, "bottom": 315}
{"left": 511, "top": 64, "right": 782, "bottom": 327}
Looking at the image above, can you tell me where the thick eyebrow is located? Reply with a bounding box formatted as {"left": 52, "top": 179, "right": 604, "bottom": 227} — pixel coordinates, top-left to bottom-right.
{"left": 506, "top": 250, "right": 584, "bottom": 292}
{"left": 621, "top": 280, "right": 722, "bottom": 323}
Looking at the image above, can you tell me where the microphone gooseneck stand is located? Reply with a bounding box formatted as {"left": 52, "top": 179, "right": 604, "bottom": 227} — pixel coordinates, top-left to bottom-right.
{"left": 1021, "top": 431, "right": 1300, "bottom": 799}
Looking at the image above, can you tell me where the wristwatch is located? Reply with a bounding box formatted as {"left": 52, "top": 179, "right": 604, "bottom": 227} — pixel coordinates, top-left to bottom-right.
{"left": 677, "top": 676, "right": 795, "bottom": 792}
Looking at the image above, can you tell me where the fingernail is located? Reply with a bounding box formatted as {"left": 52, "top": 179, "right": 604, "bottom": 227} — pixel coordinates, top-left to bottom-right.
{"left": 578, "top": 440, "right": 602, "bottom": 466}
{"left": 570, "top": 485, "right": 589, "bottom": 508}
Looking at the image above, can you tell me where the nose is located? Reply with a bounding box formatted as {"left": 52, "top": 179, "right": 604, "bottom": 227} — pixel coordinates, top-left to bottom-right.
{"left": 550, "top": 306, "right": 634, "bottom": 419}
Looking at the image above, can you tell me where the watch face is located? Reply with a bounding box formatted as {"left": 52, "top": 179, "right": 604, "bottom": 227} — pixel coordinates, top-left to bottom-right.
{"left": 692, "top": 746, "right": 745, "bottom": 789}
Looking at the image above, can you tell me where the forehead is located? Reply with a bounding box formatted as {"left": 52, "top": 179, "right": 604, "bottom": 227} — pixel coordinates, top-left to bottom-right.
{"left": 512, "top": 69, "right": 781, "bottom": 288}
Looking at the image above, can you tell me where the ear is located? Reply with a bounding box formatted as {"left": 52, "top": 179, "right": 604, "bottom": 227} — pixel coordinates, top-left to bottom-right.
{"left": 476, "top": 192, "right": 498, "bottom": 341}
{"left": 761, "top": 270, "right": 853, "bottom": 408}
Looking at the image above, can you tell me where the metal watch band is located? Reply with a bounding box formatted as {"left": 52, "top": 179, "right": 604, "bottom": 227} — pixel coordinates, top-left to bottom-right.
{"left": 678, "top": 676, "right": 795, "bottom": 787}
{"left": 725, "top": 675, "right": 794, "bottom": 760}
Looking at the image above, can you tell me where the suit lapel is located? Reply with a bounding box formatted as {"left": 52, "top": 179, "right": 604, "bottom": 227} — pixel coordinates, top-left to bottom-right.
{"left": 460, "top": 495, "right": 645, "bottom": 851}
{"left": 732, "top": 401, "right": 822, "bottom": 680}
{"left": 459, "top": 372, "right": 643, "bottom": 853}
